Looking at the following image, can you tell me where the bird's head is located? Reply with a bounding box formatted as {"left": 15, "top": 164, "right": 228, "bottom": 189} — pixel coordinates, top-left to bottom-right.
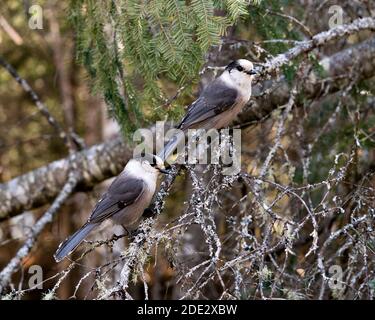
{"left": 136, "top": 153, "right": 168, "bottom": 175}
{"left": 225, "top": 59, "right": 257, "bottom": 80}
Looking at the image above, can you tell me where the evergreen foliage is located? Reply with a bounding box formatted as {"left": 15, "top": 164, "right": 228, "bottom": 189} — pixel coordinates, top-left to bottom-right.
{"left": 69, "top": 0, "right": 259, "bottom": 136}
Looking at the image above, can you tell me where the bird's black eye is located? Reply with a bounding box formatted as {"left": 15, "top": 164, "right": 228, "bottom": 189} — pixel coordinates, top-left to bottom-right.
{"left": 236, "top": 65, "right": 244, "bottom": 72}
{"left": 143, "top": 160, "right": 153, "bottom": 167}
{"left": 150, "top": 162, "right": 156, "bottom": 167}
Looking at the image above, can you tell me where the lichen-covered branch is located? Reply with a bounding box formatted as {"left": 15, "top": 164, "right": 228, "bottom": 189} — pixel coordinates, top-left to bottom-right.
{"left": 240, "top": 35, "right": 375, "bottom": 125}
{"left": 259, "top": 17, "right": 375, "bottom": 77}
{"left": 1, "top": 17, "right": 375, "bottom": 221}
{"left": 0, "top": 137, "right": 131, "bottom": 220}
{"left": 0, "top": 170, "right": 79, "bottom": 293}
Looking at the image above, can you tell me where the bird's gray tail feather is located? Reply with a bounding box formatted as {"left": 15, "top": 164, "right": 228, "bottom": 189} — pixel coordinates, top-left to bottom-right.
{"left": 158, "top": 134, "right": 183, "bottom": 161}
{"left": 54, "top": 223, "right": 97, "bottom": 262}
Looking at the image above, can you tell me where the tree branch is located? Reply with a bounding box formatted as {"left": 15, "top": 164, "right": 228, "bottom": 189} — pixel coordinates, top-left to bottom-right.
{"left": 0, "top": 17, "right": 374, "bottom": 220}
{"left": 239, "top": 35, "right": 375, "bottom": 125}
{"left": 0, "top": 170, "right": 79, "bottom": 293}
{"left": 0, "top": 56, "right": 83, "bottom": 151}
{"left": 258, "top": 16, "right": 375, "bottom": 78}
{"left": 0, "top": 137, "right": 131, "bottom": 221}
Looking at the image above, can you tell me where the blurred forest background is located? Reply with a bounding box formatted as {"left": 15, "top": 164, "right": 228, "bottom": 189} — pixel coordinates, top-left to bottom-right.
{"left": 0, "top": 0, "right": 375, "bottom": 300}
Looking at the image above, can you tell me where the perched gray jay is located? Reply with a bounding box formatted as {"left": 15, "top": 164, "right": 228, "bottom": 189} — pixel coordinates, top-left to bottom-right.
{"left": 158, "top": 59, "right": 257, "bottom": 161}
{"left": 54, "top": 154, "right": 167, "bottom": 262}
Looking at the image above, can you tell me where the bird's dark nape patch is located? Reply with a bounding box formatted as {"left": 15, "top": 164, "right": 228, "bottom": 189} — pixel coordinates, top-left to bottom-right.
{"left": 134, "top": 152, "right": 156, "bottom": 164}
{"left": 225, "top": 60, "right": 240, "bottom": 72}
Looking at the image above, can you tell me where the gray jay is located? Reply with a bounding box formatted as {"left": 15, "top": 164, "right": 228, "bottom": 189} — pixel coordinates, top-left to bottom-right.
{"left": 158, "top": 59, "right": 257, "bottom": 161}
{"left": 54, "top": 154, "right": 167, "bottom": 262}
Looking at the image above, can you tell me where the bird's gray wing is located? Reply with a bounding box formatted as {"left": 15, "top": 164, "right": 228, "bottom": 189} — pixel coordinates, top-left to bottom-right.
{"left": 178, "top": 79, "right": 238, "bottom": 130}
{"left": 88, "top": 173, "right": 145, "bottom": 224}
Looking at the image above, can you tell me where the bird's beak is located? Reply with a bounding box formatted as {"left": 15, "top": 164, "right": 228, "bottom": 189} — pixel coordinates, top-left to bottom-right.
{"left": 247, "top": 69, "right": 257, "bottom": 75}
{"left": 158, "top": 167, "right": 169, "bottom": 174}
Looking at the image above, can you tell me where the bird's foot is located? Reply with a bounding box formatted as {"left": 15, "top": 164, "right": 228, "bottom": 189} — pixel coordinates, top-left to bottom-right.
{"left": 129, "top": 228, "right": 144, "bottom": 240}
{"left": 121, "top": 225, "right": 130, "bottom": 236}
{"left": 143, "top": 207, "right": 155, "bottom": 218}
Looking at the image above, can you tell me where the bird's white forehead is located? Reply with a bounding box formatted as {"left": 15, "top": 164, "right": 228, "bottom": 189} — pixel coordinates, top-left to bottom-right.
{"left": 132, "top": 154, "right": 163, "bottom": 165}
{"left": 237, "top": 59, "right": 253, "bottom": 70}
{"left": 129, "top": 155, "right": 164, "bottom": 172}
